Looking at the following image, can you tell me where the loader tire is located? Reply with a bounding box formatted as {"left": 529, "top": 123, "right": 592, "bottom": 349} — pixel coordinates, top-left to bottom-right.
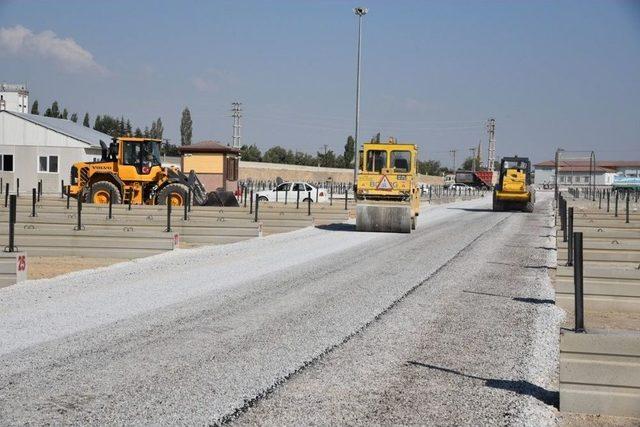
{"left": 89, "top": 181, "right": 121, "bottom": 205}
{"left": 411, "top": 215, "right": 416, "bottom": 230}
{"left": 157, "top": 183, "right": 189, "bottom": 206}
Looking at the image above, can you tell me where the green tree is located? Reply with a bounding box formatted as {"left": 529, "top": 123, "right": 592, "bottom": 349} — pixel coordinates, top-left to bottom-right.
{"left": 44, "top": 108, "right": 52, "bottom": 117}
{"left": 134, "top": 127, "right": 143, "bottom": 137}
{"left": 94, "top": 115, "right": 101, "bottom": 130}
{"left": 62, "top": 108, "right": 68, "bottom": 119}
{"left": 125, "top": 120, "right": 132, "bottom": 136}
{"left": 343, "top": 135, "right": 355, "bottom": 167}
{"left": 317, "top": 149, "right": 337, "bottom": 167}
{"left": 50, "top": 101, "right": 60, "bottom": 118}
{"left": 70, "top": 113, "right": 78, "bottom": 123}
{"left": 263, "top": 146, "right": 292, "bottom": 164}
{"left": 417, "top": 160, "right": 441, "bottom": 175}
{"left": 461, "top": 156, "right": 479, "bottom": 171}
{"left": 149, "top": 118, "right": 164, "bottom": 139}
{"left": 30, "top": 100, "right": 39, "bottom": 115}
{"left": 240, "top": 144, "right": 262, "bottom": 161}
{"left": 180, "top": 107, "right": 193, "bottom": 146}
{"left": 293, "top": 151, "right": 316, "bottom": 166}
{"left": 83, "top": 112, "right": 90, "bottom": 127}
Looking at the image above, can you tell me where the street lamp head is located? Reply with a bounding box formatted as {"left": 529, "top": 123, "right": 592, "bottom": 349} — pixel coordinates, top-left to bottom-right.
{"left": 354, "top": 7, "right": 368, "bottom": 16}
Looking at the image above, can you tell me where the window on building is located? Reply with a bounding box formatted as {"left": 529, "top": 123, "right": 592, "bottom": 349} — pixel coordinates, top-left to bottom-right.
{"left": 0, "top": 154, "right": 13, "bottom": 172}
{"left": 49, "top": 156, "right": 58, "bottom": 173}
{"left": 559, "top": 176, "right": 565, "bottom": 183}
{"left": 38, "top": 155, "right": 59, "bottom": 173}
{"left": 584, "top": 176, "right": 590, "bottom": 183}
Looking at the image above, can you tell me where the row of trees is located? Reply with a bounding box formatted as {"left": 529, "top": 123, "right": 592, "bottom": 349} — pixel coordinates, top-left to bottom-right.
{"left": 31, "top": 99, "right": 188, "bottom": 155}
{"left": 240, "top": 135, "right": 355, "bottom": 169}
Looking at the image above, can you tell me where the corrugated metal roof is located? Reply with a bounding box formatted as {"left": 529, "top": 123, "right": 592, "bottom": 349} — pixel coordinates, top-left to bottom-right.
{"left": 1, "top": 110, "right": 112, "bottom": 147}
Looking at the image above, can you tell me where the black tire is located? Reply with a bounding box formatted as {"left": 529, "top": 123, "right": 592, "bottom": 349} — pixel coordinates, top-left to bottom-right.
{"left": 258, "top": 196, "right": 269, "bottom": 202}
{"left": 411, "top": 216, "right": 417, "bottom": 230}
{"left": 89, "top": 181, "right": 121, "bottom": 205}
{"left": 525, "top": 201, "right": 534, "bottom": 213}
{"left": 157, "top": 183, "right": 189, "bottom": 206}
{"left": 302, "top": 197, "right": 312, "bottom": 203}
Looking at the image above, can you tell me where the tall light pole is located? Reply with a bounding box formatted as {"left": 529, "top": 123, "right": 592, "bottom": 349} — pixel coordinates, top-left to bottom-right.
{"left": 352, "top": 7, "right": 367, "bottom": 189}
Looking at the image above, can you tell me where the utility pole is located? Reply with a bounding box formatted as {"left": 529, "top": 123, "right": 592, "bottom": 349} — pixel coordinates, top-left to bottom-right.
{"left": 231, "top": 102, "right": 242, "bottom": 149}
{"left": 469, "top": 147, "right": 476, "bottom": 172}
{"left": 450, "top": 149, "right": 457, "bottom": 172}
{"left": 352, "top": 7, "right": 368, "bottom": 188}
{"left": 487, "top": 118, "right": 496, "bottom": 171}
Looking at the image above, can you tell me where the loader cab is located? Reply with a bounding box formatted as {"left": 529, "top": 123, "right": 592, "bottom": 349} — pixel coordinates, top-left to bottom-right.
{"left": 116, "top": 137, "right": 163, "bottom": 179}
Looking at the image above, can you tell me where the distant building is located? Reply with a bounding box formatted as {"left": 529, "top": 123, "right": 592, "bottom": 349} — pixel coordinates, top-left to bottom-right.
{"left": 178, "top": 140, "right": 240, "bottom": 191}
{"left": 534, "top": 160, "right": 640, "bottom": 187}
{"left": 0, "top": 110, "right": 109, "bottom": 193}
{"left": 0, "top": 83, "right": 29, "bottom": 113}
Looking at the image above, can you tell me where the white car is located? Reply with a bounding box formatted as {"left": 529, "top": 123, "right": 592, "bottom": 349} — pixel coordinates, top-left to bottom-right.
{"left": 256, "top": 182, "right": 328, "bottom": 203}
{"left": 446, "top": 183, "right": 472, "bottom": 190}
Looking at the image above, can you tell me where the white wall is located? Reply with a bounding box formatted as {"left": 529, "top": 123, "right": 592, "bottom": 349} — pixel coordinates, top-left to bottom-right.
{"left": 0, "top": 112, "right": 96, "bottom": 193}
{"left": 0, "top": 90, "right": 28, "bottom": 113}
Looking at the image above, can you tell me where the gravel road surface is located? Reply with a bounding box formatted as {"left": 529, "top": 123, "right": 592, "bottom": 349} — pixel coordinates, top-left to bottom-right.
{"left": 0, "top": 193, "right": 562, "bottom": 425}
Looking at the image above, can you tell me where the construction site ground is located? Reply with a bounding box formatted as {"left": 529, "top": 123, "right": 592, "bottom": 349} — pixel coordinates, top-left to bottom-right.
{"left": 0, "top": 193, "right": 569, "bottom": 425}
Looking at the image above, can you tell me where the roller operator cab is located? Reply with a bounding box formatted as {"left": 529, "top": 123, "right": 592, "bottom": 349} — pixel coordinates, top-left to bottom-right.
{"left": 355, "top": 138, "right": 420, "bottom": 233}
{"left": 492, "top": 156, "right": 535, "bottom": 212}
{"left": 67, "top": 137, "right": 212, "bottom": 207}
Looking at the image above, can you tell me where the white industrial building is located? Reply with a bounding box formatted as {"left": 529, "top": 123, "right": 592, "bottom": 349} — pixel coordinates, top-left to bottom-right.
{"left": 534, "top": 160, "right": 640, "bottom": 187}
{"left": 0, "top": 83, "right": 29, "bottom": 113}
{"left": 0, "top": 110, "right": 109, "bottom": 194}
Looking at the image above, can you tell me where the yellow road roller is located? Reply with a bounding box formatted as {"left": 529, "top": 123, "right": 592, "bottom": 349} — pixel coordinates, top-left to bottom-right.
{"left": 492, "top": 156, "right": 535, "bottom": 212}
{"left": 355, "top": 138, "right": 421, "bottom": 233}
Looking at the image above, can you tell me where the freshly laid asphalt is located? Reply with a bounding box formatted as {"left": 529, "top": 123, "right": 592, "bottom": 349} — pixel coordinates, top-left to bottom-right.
{"left": 0, "top": 193, "right": 561, "bottom": 425}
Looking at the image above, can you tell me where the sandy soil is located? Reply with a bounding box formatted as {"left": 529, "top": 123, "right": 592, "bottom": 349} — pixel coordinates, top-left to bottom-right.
{"left": 561, "top": 307, "right": 640, "bottom": 332}
{"left": 559, "top": 412, "right": 640, "bottom": 427}
{"left": 28, "top": 256, "right": 124, "bottom": 280}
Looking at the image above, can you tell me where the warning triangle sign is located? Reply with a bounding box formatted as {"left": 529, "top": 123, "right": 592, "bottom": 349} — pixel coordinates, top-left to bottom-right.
{"left": 377, "top": 175, "right": 393, "bottom": 190}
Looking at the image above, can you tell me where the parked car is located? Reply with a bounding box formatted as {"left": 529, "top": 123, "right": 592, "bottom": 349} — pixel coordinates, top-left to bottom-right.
{"left": 447, "top": 183, "right": 472, "bottom": 191}
{"left": 256, "top": 182, "right": 328, "bottom": 203}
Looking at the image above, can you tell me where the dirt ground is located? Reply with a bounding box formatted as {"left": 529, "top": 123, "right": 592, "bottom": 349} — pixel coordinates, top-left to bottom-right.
{"left": 561, "top": 307, "right": 640, "bottom": 332}
{"left": 28, "top": 256, "right": 123, "bottom": 280}
{"left": 559, "top": 413, "right": 640, "bottom": 427}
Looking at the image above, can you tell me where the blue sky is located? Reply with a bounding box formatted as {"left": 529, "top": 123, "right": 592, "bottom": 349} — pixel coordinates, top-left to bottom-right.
{"left": 1, "top": 0, "right": 639, "bottom": 165}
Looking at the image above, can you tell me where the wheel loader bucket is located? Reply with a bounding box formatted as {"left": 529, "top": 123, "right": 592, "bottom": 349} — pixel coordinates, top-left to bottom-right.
{"left": 202, "top": 190, "right": 239, "bottom": 207}
{"left": 356, "top": 203, "right": 412, "bottom": 233}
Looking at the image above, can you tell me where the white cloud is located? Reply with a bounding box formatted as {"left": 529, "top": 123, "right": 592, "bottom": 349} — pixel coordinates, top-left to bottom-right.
{"left": 192, "top": 68, "right": 237, "bottom": 93}
{"left": 192, "top": 76, "right": 219, "bottom": 93}
{"left": 0, "top": 25, "right": 107, "bottom": 74}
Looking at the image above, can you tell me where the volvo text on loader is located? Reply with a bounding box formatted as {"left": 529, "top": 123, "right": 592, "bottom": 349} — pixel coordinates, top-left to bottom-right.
{"left": 67, "top": 137, "right": 237, "bottom": 207}
{"left": 355, "top": 138, "right": 421, "bottom": 233}
{"left": 492, "top": 156, "right": 535, "bottom": 212}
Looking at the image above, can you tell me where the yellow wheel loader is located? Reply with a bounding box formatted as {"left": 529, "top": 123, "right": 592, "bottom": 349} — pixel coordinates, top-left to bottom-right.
{"left": 67, "top": 137, "right": 237, "bottom": 207}
{"left": 492, "top": 156, "right": 535, "bottom": 212}
{"left": 355, "top": 138, "right": 420, "bottom": 233}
